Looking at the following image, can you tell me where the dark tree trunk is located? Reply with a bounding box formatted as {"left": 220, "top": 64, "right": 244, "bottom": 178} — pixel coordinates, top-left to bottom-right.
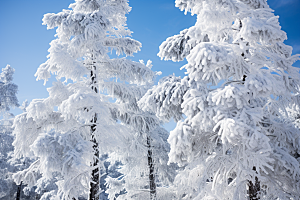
{"left": 147, "top": 136, "right": 157, "bottom": 200}
{"left": 248, "top": 167, "right": 260, "bottom": 200}
{"left": 88, "top": 58, "right": 100, "bottom": 200}
{"left": 36, "top": 193, "right": 41, "bottom": 200}
{"left": 89, "top": 123, "right": 99, "bottom": 200}
{"left": 16, "top": 181, "right": 22, "bottom": 200}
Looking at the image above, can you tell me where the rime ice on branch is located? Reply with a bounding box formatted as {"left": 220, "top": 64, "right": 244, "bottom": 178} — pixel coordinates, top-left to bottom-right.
{"left": 139, "top": 0, "right": 300, "bottom": 199}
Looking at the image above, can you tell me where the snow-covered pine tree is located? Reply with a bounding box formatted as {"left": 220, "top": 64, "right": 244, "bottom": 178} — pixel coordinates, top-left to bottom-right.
{"left": 12, "top": 1, "right": 166, "bottom": 200}
{"left": 98, "top": 59, "right": 158, "bottom": 200}
{"left": 0, "top": 116, "right": 16, "bottom": 199}
{"left": 103, "top": 63, "right": 177, "bottom": 199}
{"left": 0, "top": 65, "right": 20, "bottom": 199}
{"left": 0, "top": 65, "right": 19, "bottom": 115}
{"left": 139, "top": 0, "right": 300, "bottom": 199}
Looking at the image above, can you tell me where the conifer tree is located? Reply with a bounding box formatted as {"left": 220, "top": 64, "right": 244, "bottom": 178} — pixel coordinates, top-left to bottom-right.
{"left": 0, "top": 65, "right": 19, "bottom": 114}
{"left": 139, "top": 0, "right": 300, "bottom": 199}
{"left": 0, "top": 65, "right": 22, "bottom": 200}
{"left": 12, "top": 1, "right": 170, "bottom": 200}
{"left": 105, "top": 75, "right": 177, "bottom": 200}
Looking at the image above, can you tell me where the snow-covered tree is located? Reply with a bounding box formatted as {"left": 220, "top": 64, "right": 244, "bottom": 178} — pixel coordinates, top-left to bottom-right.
{"left": 0, "top": 65, "right": 23, "bottom": 200}
{"left": 105, "top": 85, "right": 177, "bottom": 200}
{"left": 0, "top": 114, "right": 16, "bottom": 200}
{"left": 139, "top": 0, "right": 300, "bottom": 199}
{"left": 0, "top": 65, "right": 19, "bottom": 199}
{"left": 0, "top": 65, "right": 19, "bottom": 115}
{"left": 12, "top": 1, "right": 172, "bottom": 200}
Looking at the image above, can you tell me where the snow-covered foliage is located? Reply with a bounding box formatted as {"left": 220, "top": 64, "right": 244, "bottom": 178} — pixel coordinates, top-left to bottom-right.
{"left": 13, "top": 1, "right": 173, "bottom": 200}
{"left": 0, "top": 117, "right": 16, "bottom": 199}
{"left": 0, "top": 67, "right": 38, "bottom": 200}
{"left": 0, "top": 65, "right": 20, "bottom": 199}
{"left": 0, "top": 118, "right": 35, "bottom": 200}
{"left": 0, "top": 65, "right": 19, "bottom": 114}
{"left": 139, "top": 0, "right": 300, "bottom": 199}
{"left": 105, "top": 124, "right": 177, "bottom": 200}
{"left": 101, "top": 62, "right": 177, "bottom": 199}
{"left": 139, "top": 75, "right": 188, "bottom": 122}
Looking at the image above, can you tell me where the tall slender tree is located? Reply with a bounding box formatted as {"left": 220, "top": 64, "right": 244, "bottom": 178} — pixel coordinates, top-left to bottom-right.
{"left": 104, "top": 73, "right": 177, "bottom": 199}
{"left": 0, "top": 65, "right": 24, "bottom": 200}
{"left": 12, "top": 1, "right": 166, "bottom": 200}
{"left": 139, "top": 0, "right": 300, "bottom": 199}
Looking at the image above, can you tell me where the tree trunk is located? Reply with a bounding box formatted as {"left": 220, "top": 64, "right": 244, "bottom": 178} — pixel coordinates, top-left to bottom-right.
{"left": 89, "top": 124, "right": 99, "bottom": 200}
{"left": 248, "top": 167, "right": 260, "bottom": 200}
{"left": 147, "top": 136, "right": 157, "bottom": 200}
{"left": 16, "top": 181, "right": 22, "bottom": 200}
{"left": 89, "top": 57, "right": 100, "bottom": 200}
{"left": 36, "top": 193, "right": 41, "bottom": 200}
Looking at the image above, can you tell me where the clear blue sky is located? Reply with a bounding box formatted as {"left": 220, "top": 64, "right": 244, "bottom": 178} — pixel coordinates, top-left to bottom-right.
{"left": 0, "top": 0, "right": 299, "bottom": 129}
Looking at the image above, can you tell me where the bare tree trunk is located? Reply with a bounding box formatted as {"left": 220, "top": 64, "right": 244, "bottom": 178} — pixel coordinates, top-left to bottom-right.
{"left": 16, "top": 181, "right": 22, "bottom": 200}
{"left": 88, "top": 57, "right": 100, "bottom": 200}
{"left": 147, "top": 136, "right": 157, "bottom": 200}
{"left": 248, "top": 167, "right": 260, "bottom": 200}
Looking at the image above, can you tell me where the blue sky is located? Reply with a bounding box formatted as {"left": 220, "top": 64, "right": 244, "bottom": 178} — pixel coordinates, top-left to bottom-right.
{"left": 0, "top": 0, "right": 299, "bottom": 129}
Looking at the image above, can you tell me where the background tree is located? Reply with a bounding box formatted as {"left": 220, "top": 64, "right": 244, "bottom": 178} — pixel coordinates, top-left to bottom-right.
{"left": 0, "top": 65, "right": 19, "bottom": 114}
{"left": 139, "top": 0, "right": 300, "bottom": 199}
{"left": 103, "top": 67, "right": 177, "bottom": 199}
{"left": 0, "top": 65, "right": 34, "bottom": 200}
